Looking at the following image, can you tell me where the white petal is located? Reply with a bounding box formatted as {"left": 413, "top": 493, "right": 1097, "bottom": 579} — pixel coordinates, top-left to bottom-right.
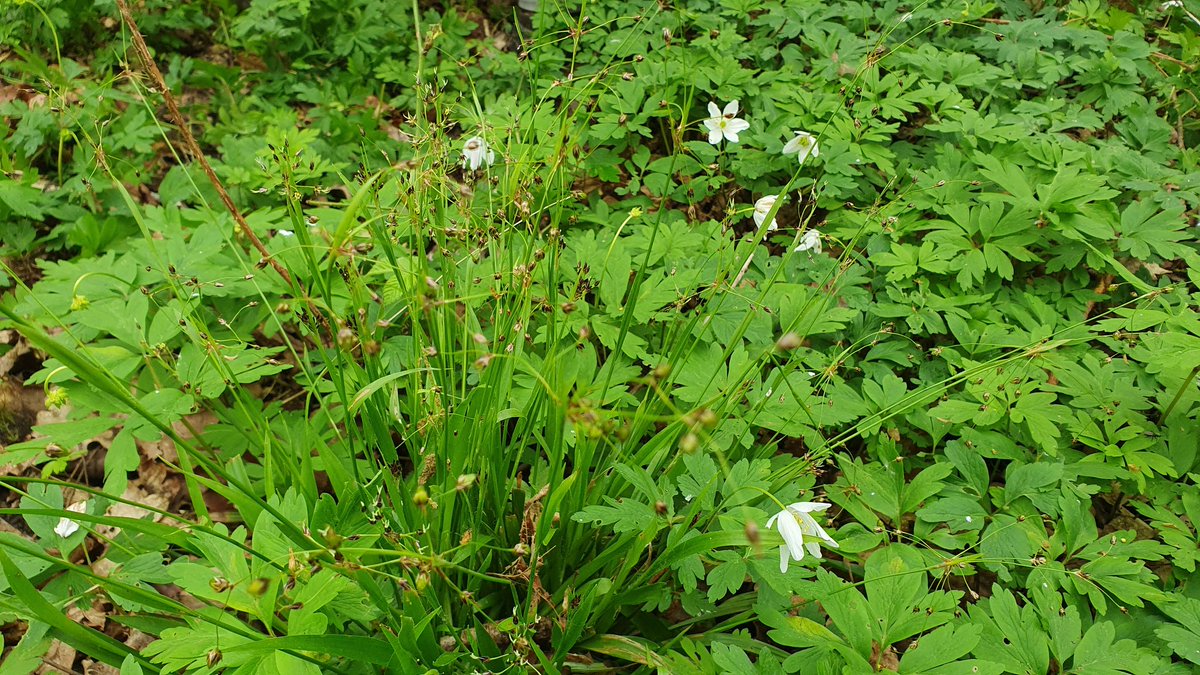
{"left": 797, "top": 511, "right": 840, "bottom": 547}
{"left": 806, "top": 541, "right": 822, "bottom": 558}
{"left": 753, "top": 195, "right": 780, "bottom": 231}
{"left": 724, "top": 100, "right": 740, "bottom": 117}
{"left": 775, "top": 510, "right": 807, "bottom": 561}
{"left": 726, "top": 118, "right": 750, "bottom": 135}
{"left": 724, "top": 130, "right": 741, "bottom": 143}
{"left": 462, "top": 136, "right": 491, "bottom": 172}
{"left": 788, "top": 502, "right": 831, "bottom": 514}
{"left": 707, "top": 101, "right": 721, "bottom": 118}
{"left": 277, "top": 229, "right": 295, "bottom": 238}
{"left": 54, "top": 518, "right": 79, "bottom": 538}
{"left": 707, "top": 128, "right": 723, "bottom": 145}
{"left": 782, "top": 136, "right": 802, "bottom": 155}
{"left": 795, "top": 229, "right": 822, "bottom": 254}
{"left": 779, "top": 545, "right": 790, "bottom": 574}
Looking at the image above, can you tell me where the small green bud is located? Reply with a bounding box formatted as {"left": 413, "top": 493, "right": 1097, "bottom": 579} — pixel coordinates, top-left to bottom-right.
{"left": 413, "top": 487, "right": 430, "bottom": 508}
{"left": 247, "top": 578, "right": 270, "bottom": 597}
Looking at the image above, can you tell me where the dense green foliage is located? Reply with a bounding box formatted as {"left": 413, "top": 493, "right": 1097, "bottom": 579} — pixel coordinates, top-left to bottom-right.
{"left": 1, "top": 0, "right": 1199, "bottom": 672}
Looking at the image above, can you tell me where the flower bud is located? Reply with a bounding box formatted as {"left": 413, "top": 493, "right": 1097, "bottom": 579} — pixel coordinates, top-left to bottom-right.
{"left": 776, "top": 332, "right": 803, "bottom": 351}
{"left": 680, "top": 432, "right": 700, "bottom": 454}
{"left": 247, "top": 578, "right": 270, "bottom": 597}
{"left": 413, "top": 487, "right": 430, "bottom": 508}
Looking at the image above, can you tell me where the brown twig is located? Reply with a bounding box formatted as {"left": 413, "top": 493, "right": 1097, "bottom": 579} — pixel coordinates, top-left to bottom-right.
{"left": 1151, "top": 51, "right": 1195, "bottom": 70}
{"left": 113, "top": 0, "right": 293, "bottom": 288}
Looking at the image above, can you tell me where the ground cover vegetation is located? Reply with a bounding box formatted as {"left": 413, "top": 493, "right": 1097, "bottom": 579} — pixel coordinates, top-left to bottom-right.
{"left": 1, "top": 0, "right": 1199, "bottom": 672}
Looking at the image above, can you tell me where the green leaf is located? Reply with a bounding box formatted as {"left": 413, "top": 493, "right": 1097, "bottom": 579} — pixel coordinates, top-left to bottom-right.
{"left": 572, "top": 498, "right": 659, "bottom": 534}
{"left": 0, "top": 546, "right": 142, "bottom": 668}
{"left": 710, "top": 642, "right": 756, "bottom": 675}
{"left": 1003, "top": 461, "right": 1063, "bottom": 506}
{"left": 1116, "top": 200, "right": 1190, "bottom": 260}
{"left": 899, "top": 623, "right": 982, "bottom": 673}
{"left": 706, "top": 550, "right": 747, "bottom": 602}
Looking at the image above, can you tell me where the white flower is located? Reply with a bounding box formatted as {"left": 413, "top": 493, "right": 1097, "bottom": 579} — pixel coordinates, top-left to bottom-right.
{"left": 766, "top": 501, "right": 839, "bottom": 573}
{"left": 794, "top": 228, "right": 822, "bottom": 254}
{"left": 1161, "top": 0, "right": 1183, "bottom": 9}
{"left": 54, "top": 502, "right": 87, "bottom": 538}
{"left": 703, "top": 100, "right": 750, "bottom": 145}
{"left": 276, "top": 229, "right": 295, "bottom": 237}
{"left": 461, "top": 136, "right": 495, "bottom": 171}
{"left": 753, "top": 195, "right": 781, "bottom": 232}
{"left": 782, "top": 130, "right": 820, "bottom": 165}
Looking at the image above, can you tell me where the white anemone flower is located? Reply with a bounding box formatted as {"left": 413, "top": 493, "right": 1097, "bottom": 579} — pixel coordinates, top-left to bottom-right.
{"left": 703, "top": 100, "right": 750, "bottom": 145}
{"left": 782, "top": 130, "right": 820, "bottom": 165}
{"left": 766, "top": 501, "right": 839, "bottom": 573}
{"left": 461, "top": 136, "right": 495, "bottom": 171}
{"left": 753, "top": 195, "right": 781, "bottom": 232}
{"left": 795, "top": 228, "right": 822, "bottom": 254}
{"left": 54, "top": 502, "right": 88, "bottom": 538}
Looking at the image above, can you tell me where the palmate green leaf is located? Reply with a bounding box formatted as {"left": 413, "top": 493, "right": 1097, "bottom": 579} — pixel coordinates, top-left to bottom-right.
{"left": 863, "top": 544, "right": 925, "bottom": 627}
{"left": 775, "top": 283, "right": 857, "bottom": 337}
{"left": 705, "top": 550, "right": 747, "bottom": 602}
{"left": 1038, "top": 168, "right": 1120, "bottom": 215}
{"left": 899, "top": 463, "right": 953, "bottom": 516}
{"left": 765, "top": 611, "right": 872, "bottom": 671}
{"left": 979, "top": 514, "right": 1044, "bottom": 582}
{"left": 673, "top": 342, "right": 751, "bottom": 405}
{"left": 1156, "top": 598, "right": 1200, "bottom": 665}
{"left": 916, "top": 495, "right": 986, "bottom": 533}
{"left": 709, "top": 641, "right": 756, "bottom": 675}
{"left": 968, "top": 586, "right": 1050, "bottom": 675}
{"left": 678, "top": 451, "right": 719, "bottom": 511}
{"left": 1072, "top": 555, "right": 1169, "bottom": 614}
{"left": 1002, "top": 461, "right": 1063, "bottom": 506}
{"left": 898, "top": 624, "right": 1002, "bottom": 675}
{"left": 572, "top": 497, "right": 659, "bottom": 534}
{"left": 720, "top": 458, "right": 772, "bottom": 507}
{"left": 872, "top": 240, "right": 956, "bottom": 282}
{"left": 800, "top": 570, "right": 873, "bottom": 656}
{"left": 943, "top": 441, "right": 990, "bottom": 497}
{"left": 1010, "top": 391, "right": 1070, "bottom": 453}
{"left": 0, "top": 178, "right": 48, "bottom": 219}
{"left": 977, "top": 154, "right": 1039, "bottom": 209}
{"left": 1116, "top": 201, "right": 1191, "bottom": 260}
{"left": 142, "top": 622, "right": 257, "bottom": 672}
{"left": 1067, "top": 621, "right": 1161, "bottom": 674}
